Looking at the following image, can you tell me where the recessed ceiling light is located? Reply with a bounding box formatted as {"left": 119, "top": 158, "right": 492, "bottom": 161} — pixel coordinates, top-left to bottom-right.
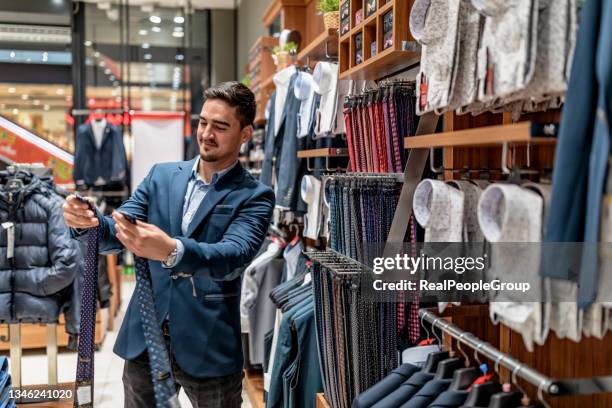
{"left": 21, "top": 94, "right": 28, "bottom": 100}
{"left": 94, "top": 51, "right": 100, "bottom": 58}
{"left": 151, "top": 26, "right": 161, "bottom": 33}
{"left": 174, "top": 16, "right": 184, "bottom": 24}
{"left": 84, "top": 40, "right": 92, "bottom": 46}
{"left": 56, "top": 88, "right": 65, "bottom": 95}
{"left": 43, "top": 105, "right": 50, "bottom": 111}
{"left": 149, "top": 15, "right": 161, "bottom": 24}
{"left": 12, "top": 108, "right": 18, "bottom": 115}
{"left": 142, "top": 43, "right": 150, "bottom": 49}
{"left": 33, "top": 100, "right": 40, "bottom": 106}
{"left": 175, "top": 54, "right": 184, "bottom": 61}
{"left": 42, "top": 52, "right": 48, "bottom": 62}
{"left": 144, "top": 53, "right": 152, "bottom": 60}
{"left": 138, "top": 29, "right": 147, "bottom": 35}
{"left": 9, "top": 51, "right": 15, "bottom": 58}
{"left": 104, "top": 68, "right": 111, "bottom": 75}
{"left": 172, "top": 31, "right": 184, "bottom": 38}
{"left": 8, "top": 87, "right": 16, "bottom": 93}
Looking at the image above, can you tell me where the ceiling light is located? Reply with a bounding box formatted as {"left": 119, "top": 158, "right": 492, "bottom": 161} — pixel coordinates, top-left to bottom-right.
{"left": 151, "top": 26, "right": 161, "bottom": 33}
{"left": 21, "top": 94, "right": 28, "bottom": 100}
{"left": 94, "top": 51, "right": 100, "bottom": 58}
{"left": 144, "top": 53, "right": 152, "bottom": 60}
{"left": 138, "top": 29, "right": 147, "bottom": 36}
{"left": 174, "top": 16, "right": 184, "bottom": 24}
{"left": 9, "top": 51, "right": 15, "bottom": 58}
{"left": 42, "top": 52, "right": 48, "bottom": 62}
{"left": 43, "top": 105, "right": 50, "bottom": 111}
{"left": 84, "top": 40, "right": 92, "bottom": 46}
{"left": 175, "top": 54, "right": 184, "bottom": 61}
{"left": 104, "top": 68, "right": 111, "bottom": 75}
{"left": 56, "top": 88, "right": 64, "bottom": 95}
{"left": 149, "top": 15, "right": 161, "bottom": 24}
{"left": 12, "top": 108, "right": 18, "bottom": 115}
{"left": 142, "top": 43, "right": 150, "bottom": 49}
{"left": 8, "top": 87, "right": 15, "bottom": 93}
{"left": 172, "top": 31, "right": 184, "bottom": 38}
{"left": 33, "top": 99, "right": 40, "bottom": 106}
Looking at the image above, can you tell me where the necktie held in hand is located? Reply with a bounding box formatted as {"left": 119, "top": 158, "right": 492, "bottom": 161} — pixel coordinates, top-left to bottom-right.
{"left": 134, "top": 256, "right": 181, "bottom": 408}
{"left": 74, "top": 222, "right": 99, "bottom": 407}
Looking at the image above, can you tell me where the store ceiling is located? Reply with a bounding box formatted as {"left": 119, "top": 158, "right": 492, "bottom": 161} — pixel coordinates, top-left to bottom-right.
{"left": 79, "top": 0, "right": 237, "bottom": 10}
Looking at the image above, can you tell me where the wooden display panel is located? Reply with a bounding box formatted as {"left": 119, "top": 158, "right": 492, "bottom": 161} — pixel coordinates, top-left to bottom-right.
{"left": 339, "top": 0, "right": 419, "bottom": 79}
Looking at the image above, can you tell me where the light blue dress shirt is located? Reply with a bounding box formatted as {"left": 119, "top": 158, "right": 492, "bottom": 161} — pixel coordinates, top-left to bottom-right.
{"left": 163, "top": 158, "right": 238, "bottom": 268}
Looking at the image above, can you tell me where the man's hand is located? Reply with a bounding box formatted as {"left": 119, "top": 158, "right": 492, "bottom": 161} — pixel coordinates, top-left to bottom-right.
{"left": 63, "top": 195, "right": 99, "bottom": 229}
{"left": 112, "top": 211, "right": 176, "bottom": 261}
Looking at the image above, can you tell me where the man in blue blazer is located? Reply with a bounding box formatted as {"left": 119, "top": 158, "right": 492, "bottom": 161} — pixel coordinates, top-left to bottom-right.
{"left": 63, "top": 82, "right": 275, "bottom": 407}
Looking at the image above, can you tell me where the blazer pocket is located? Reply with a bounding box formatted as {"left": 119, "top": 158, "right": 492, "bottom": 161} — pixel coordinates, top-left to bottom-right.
{"left": 211, "top": 205, "right": 234, "bottom": 215}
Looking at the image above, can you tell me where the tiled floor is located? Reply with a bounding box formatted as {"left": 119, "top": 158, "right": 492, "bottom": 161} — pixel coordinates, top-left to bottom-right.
{"left": 15, "top": 281, "right": 253, "bottom": 407}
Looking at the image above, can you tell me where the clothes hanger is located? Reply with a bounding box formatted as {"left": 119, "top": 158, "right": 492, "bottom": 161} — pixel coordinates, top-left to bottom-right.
{"left": 448, "top": 333, "right": 481, "bottom": 390}
{"left": 421, "top": 319, "right": 450, "bottom": 374}
{"left": 487, "top": 355, "right": 523, "bottom": 408}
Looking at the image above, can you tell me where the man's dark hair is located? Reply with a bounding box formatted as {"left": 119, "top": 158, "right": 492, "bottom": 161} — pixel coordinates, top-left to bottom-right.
{"left": 203, "top": 81, "right": 256, "bottom": 128}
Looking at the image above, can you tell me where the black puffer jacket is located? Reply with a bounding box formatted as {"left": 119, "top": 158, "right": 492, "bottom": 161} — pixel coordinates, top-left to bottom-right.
{"left": 0, "top": 174, "right": 79, "bottom": 333}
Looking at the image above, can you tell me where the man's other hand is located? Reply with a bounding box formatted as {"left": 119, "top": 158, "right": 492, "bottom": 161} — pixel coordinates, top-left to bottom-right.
{"left": 112, "top": 211, "right": 176, "bottom": 261}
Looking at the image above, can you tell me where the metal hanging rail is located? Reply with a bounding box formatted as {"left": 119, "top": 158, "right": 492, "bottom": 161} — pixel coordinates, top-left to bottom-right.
{"left": 419, "top": 309, "right": 612, "bottom": 397}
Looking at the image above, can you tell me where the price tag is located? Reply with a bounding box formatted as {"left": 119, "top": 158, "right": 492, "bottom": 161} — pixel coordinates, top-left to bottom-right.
{"left": 76, "top": 385, "right": 92, "bottom": 405}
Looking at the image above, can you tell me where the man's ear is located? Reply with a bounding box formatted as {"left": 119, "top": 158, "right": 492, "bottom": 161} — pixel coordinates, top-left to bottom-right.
{"left": 241, "top": 124, "right": 253, "bottom": 143}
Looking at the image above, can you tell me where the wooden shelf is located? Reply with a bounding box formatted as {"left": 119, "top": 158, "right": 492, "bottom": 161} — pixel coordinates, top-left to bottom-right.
{"left": 298, "top": 28, "right": 339, "bottom": 63}
{"left": 316, "top": 393, "right": 332, "bottom": 408}
{"left": 403, "top": 122, "right": 558, "bottom": 148}
{"left": 244, "top": 369, "right": 265, "bottom": 408}
{"left": 339, "top": 47, "right": 420, "bottom": 80}
{"left": 297, "top": 148, "right": 349, "bottom": 158}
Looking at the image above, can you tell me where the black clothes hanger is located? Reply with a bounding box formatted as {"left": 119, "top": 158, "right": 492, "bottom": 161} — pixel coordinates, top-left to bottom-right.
{"left": 449, "top": 367, "right": 482, "bottom": 390}
{"left": 421, "top": 351, "right": 450, "bottom": 374}
{"left": 461, "top": 381, "right": 502, "bottom": 407}
{"left": 487, "top": 391, "right": 522, "bottom": 408}
{"left": 434, "top": 358, "right": 466, "bottom": 380}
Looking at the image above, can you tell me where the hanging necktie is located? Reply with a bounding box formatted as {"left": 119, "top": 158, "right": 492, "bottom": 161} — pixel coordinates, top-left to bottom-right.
{"left": 74, "top": 205, "right": 99, "bottom": 408}
{"left": 133, "top": 256, "right": 181, "bottom": 408}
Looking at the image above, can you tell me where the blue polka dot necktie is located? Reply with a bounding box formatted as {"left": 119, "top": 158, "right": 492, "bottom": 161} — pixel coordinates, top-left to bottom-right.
{"left": 74, "top": 221, "right": 99, "bottom": 407}
{"left": 134, "top": 255, "right": 181, "bottom": 408}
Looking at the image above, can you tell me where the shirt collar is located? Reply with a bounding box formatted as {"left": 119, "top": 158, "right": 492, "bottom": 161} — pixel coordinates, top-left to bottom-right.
{"left": 190, "top": 158, "right": 238, "bottom": 186}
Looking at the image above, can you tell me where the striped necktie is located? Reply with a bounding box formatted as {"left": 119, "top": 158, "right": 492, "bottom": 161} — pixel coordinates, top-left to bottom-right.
{"left": 74, "top": 222, "right": 99, "bottom": 407}
{"left": 134, "top": 256, "right": 181, "bottom": 408}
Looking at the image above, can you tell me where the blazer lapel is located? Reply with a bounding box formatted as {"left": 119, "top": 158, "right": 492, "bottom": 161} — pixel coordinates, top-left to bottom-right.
{"left": 185, "top": 162, "right": 245, "bottom": 237}
{"left": 169, "top": 158, "right": 196, "bottom": 236}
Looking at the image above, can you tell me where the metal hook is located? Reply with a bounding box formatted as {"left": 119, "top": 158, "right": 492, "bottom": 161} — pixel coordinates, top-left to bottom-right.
{"left": 429, "top": 148, "right": 444, "bottom": 174}
{"left": 512, "top": 365, "right": 530, "bottom": 405}
{"left": 473, "top": 343, "right": 484, "bottom": 366}
{"left": 494, "top": 353, "right": 505, "bottom": 375}
{"left": 456, "top": 333, "right": 470, "bottom": 365}
{"left": 537, "top": 379, "right": 552, "bottom": 408}
{"left": 421, "top": 312, "right": 432, "bottom": 340}
{"left": 432, "top": 319, "right": 443, "bottom": 346}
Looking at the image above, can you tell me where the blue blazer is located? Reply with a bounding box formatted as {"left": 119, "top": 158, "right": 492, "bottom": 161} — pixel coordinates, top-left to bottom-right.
{"left": 75, "top": 158, "right": 274, "bottom": 378}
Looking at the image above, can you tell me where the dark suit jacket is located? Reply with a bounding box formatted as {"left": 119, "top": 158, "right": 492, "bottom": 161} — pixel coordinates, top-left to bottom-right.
{"left": 73, "top": 123, "right": 128, "bottom": 187}
{"left": 75, "top": 158, "right": 275, "bottom": 378}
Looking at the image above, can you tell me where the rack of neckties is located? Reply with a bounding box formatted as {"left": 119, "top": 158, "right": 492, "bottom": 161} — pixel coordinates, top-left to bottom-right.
{"left": 324, "top": 173, "right": 403, "bottom": 265}
{"left": 343, "top": 81, "right": 417, "bottom": 173}
{"left": 306, "top": 250, "right": 398, "bottom": 408}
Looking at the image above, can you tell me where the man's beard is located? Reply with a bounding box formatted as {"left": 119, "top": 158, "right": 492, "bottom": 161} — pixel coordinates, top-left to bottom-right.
{"left": 200, "top": 151, "right": 219, "bottom": 162}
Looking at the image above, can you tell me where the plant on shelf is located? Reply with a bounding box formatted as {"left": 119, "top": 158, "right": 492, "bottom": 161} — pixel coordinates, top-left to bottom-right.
{"left": 241, "top": 74, "right": 251, "bottom": 88}
{"left": 319, "top": 0, "right": 339, "bottom": 30}
{"left": 272, "top": 42, "right": 299, "bottom": 69}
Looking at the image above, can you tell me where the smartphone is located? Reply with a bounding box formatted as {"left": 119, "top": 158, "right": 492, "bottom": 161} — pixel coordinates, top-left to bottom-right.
{"left": 117, "top": 211, "right": 138, "bottom": 225}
